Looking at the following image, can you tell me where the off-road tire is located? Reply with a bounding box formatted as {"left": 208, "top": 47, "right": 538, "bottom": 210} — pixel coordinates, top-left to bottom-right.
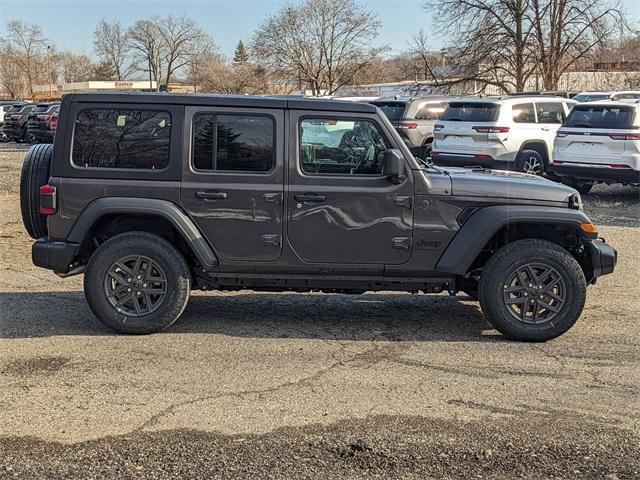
{"left": 516, "top": 149, "right": 546, "bottom": 175}
{"left": 84, "top": 232, "right": 191, "bottom": 334}
{"left": 478, "top": 239, "right": 587, "bottom": 341}
{"left": 561, "top": 177, "right": 594, "bottom": 194}
{"left": 20, "top": 143, "right": 53, "bottom": 239}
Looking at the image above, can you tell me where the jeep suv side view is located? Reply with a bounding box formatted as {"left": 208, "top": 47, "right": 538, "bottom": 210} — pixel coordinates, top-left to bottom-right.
{"left": 20, "top": 93, "right": 616, "bottom": 341}
{"left": 431, "top": 96, "right": 576, "bottom": 174}
{"left": 371, "top": 96, "right": 451, "bottom": 157}
{"left": 550, "top": 100, "right": 640, "bottom": 192}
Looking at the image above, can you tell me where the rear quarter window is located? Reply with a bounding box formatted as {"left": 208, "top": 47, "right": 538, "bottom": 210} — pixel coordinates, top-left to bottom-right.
{"left": 440, "top": 103, "right": 499, "bottom": 122}
{"left": 565, "top": 106, "right": 635, "bottom": 129}
{"left": 72, "top": 109, "right": 171, "bottom": 170}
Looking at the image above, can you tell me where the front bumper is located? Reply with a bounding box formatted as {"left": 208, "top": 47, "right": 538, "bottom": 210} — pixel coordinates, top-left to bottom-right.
{"left": 586, "top": 238, "right": 617, "bottom": 280}
{"left": 550, "top": 162, "right": 640, "bottom": 184}
{"left": 32, "top": 239, "right": 81, "bottom": 275}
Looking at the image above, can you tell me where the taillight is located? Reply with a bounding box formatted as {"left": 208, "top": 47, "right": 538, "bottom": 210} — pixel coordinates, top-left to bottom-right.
{"left": 609, "top": 133, "right": 640, "bottom": 140}
{"left": 394, "top": 122, "right": 418, "bottom": 129}
{"left": 556, "top": 131, "right": 569, "bottom": 138}
{"left": 430, "top": 151, "right": 440, "bottom": 157}
{"left": 39, "top": 185, "right": 57, "bottom": 215}
{"left": 37, "top": 114, "right": 51, "bottom": 121}
{"left": 434, "top": 124, "right": 444, "bottom": 131}
{"left": 50, "top": 113, "right": 58, "bottom": 130}
{"left": 12, "top": 114, "right": 22, "bottom": 120}
{"left": 472, "top": 126, "right": 509, "bottom": 133}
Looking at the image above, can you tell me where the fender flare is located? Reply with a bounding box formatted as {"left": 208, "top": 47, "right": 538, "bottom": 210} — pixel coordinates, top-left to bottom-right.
{"left": 66, "top": 197, "right": 218, "bottom": 268}
{"left": 435, "top": 205, "right": 590, "bottom": 275}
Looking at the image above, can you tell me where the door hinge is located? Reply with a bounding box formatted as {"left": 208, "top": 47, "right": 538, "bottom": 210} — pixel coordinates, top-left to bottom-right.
{"left": 263, "top": 192, "right": 282, "bottom": 204}
{"left": 394, "top": 196, "right": 412, "bottom": 209}
{"left": 261, "top": 234, "right": 281, "bottom": 247}
{"left": 392, "top": 237, "right": 411, "bottom": 250}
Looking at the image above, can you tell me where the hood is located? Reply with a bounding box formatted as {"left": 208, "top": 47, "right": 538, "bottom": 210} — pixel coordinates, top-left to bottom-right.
{"left": 446, "top": 167, "right": 577, "bottom": 205}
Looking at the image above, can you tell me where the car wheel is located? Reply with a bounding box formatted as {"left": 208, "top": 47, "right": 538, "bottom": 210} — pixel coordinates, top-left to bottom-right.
{"left": 84, "top": 231, "right": 191, "bottom": 334}
{"left": 561, "top": 177, "right": 594, "bottom": 194}
{"left": 478, "top": 239, "right": 586, "bottom": 341}
{"left": 516, "top": 150, "right": 545, "bottom": 175}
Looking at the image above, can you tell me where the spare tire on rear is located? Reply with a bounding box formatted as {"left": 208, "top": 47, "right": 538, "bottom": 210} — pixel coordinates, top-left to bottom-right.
{"left": 20, "top": 144, "right": 53, "bottom": 239}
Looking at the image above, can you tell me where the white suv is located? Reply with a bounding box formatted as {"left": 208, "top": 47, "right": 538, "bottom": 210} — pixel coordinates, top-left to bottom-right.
{"left": 550, "top": 100, "right": 640, "bottom": 193}
{"left": 573, "top": 91, "right": 640, "bottom": 103}
{"left": 431, "top": 96, "right": 576, "bottom": 174}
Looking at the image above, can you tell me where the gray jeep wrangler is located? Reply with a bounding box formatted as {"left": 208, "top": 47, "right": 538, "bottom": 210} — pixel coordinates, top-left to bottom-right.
{"left": 20, "top": 93, "right": 617, "bottom": 340}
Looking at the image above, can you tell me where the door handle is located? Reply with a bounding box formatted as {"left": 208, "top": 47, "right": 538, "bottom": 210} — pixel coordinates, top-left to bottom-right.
{"left": 294, "top": 193, "right": 326, "bottom": 203}
{"left": 195, "top": 191, "right": 227, "bottom": 200}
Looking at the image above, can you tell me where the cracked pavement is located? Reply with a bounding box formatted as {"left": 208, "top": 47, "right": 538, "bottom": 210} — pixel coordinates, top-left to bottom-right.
{"left": 1, "top": 144, "right": 639, "bottom": 478}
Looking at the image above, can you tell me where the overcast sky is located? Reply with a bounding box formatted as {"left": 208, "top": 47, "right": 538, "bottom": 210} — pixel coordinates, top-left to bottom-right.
{"left": 1, "top": 0, "right": 638, "bottom": 59}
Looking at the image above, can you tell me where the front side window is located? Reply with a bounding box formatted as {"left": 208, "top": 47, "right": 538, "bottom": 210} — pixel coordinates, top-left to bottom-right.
{"left": 73, "top": 109, "right": 171, "bottom": 170}
{"left": 565, "top": 105, "right": 635, "bottom": 129}
{"left": 536, "top": 102, "right": 566, "bottom": 124}
{"left": 192, "top": 113, "right": 274, "bottom": 172}
{"left": 512, "top": 103, "right": 536, "bottom": 123}
{"left": 300, "top": 118, "right": 389, "bottom": 175}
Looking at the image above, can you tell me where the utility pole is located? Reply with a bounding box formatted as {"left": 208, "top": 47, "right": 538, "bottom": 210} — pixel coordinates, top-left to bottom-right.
{"left": 47, "top": 45, "right": 52, "bottom": 100}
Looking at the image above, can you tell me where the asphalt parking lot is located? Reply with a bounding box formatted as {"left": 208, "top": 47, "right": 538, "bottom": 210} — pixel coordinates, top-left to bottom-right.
{"left": 0, "top": 143, "right": 639, "bottom": 479}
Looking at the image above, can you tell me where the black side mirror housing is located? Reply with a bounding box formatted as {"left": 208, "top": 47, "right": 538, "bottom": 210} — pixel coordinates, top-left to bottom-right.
{"left": 382, "top": 149, "right": 405, "bottom": 184}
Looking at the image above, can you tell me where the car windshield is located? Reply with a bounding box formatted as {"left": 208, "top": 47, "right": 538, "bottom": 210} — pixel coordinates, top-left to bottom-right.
{"left": 33, "top": 104, "right": 55, "bottom": 113}
{"left": 440, "top": 102, "right": 500, "bottom": 122}
{"left": 564, "top": 105, "right": 635, "bottom": 129}
{"left": 371, "top": 102, "right": 407, "bottom": 121}
{"left": 573, "top": 94, "right": 609, "bottom": 102}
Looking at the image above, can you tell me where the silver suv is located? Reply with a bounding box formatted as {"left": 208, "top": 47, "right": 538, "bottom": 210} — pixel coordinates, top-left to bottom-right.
{"left": 371, "top": 96, "right": 452, "bottom": 157}
{"left": 432, "top": 96, "right": 576, "bottom": 174}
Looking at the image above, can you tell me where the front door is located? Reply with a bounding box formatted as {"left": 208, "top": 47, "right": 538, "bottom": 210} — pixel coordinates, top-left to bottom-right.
{"left": 181, "top": 107, "right": 285, "bottom": 262}
{"left": 287, "top": 111, "right": 414, "bottom": 265}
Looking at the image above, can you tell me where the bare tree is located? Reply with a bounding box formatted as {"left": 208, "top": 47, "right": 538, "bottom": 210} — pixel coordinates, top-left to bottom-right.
{"left": 93, "top": 19, "right": 131, "bottom": 80}
{"left": 128, "top": 18, "right": 165, "bottom": 90}
{"left": 56, "top": 51, "right": 95, "bottom": 83}
{"left": 408, "top": 30, "right": 442, "bottom": 83}
{"left": 531, "top": 0, "right": 626, "bottom": 90}
{"left": 189, "top": 52, "right": 269, "bottom": 94}
{"left": 252, "top": 0, "right": 385, "bottom": 95}
{"left": 5, "top": 20, "right": 47, "bottom": 99}
{"left": 425, "top": 0, "right": 537, "bottom": 93}
{"left": 0, "top": 41, "right": 25, "bottom": 98}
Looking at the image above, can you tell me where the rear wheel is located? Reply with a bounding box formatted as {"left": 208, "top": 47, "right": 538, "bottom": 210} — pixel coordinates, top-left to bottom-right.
{"left": 561, "top": 177, "right": 594, "bottom": 194}
{"left": 516, "top": 149, "right": 545, "bottom": 175}
{"left": 84, "top": 232, "right": 191, "bottom": 334}
{"left": 478, "top": 239, "right": 586, "bottom": 341}
{"left": 20, "top": 143, "right": 53, "bottom": 239}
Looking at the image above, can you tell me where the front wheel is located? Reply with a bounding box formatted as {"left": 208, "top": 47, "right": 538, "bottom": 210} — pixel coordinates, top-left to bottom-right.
{"left": 84, "top": 232, "right": 191, "bottom": 334}
{"left": 478, "top": 239, "right": 586, "bottom": 341}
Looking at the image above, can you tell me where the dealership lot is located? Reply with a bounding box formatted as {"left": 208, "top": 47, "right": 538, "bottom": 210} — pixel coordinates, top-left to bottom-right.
{"left": 0, "top": 143, "right": 639, "bottom": 478}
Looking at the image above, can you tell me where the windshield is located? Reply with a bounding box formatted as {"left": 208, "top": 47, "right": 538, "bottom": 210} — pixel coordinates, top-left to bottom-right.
{"left": 371, "top": 102, "right": 407, "bottom": 121}
{"left": 440, "top": 102, "right": 499, "bottom": 122}
{"left": 564, "top": 105, "right": 635, "bottom": 129}
{"left": 33, "top": 104, "right": 56, "bottom": 114}
{"left": 573, "top": 94, "right": 609, "bottom": 103}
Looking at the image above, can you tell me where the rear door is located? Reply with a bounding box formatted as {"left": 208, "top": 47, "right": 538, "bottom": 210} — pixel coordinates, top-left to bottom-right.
{"left": 533, "top": 101, "right": 568, "bottom": 153}
{"left": 180, "top": 106, "right": 285, "bottom": 263}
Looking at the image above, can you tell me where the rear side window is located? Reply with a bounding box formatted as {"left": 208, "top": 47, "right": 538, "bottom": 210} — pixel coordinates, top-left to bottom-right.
{"left": 192, "top": 113, "right": 274, "bottom": 172}
{"left": 536, "top": 102, "right": 566, "bottom": 124}
{"left": 73, "top": 109, "right": 171, "bottom": 170}
{"left": 573, "top": 94, "right": 609, "bottom": 102}
{"left": 440, "top": 103, "right": 499, "bottom": 122}
{"left": 414, "top": 102, "right": 446, "bottom": 120}
{"left": 512, "top": 103, "right": 536, "bottom": 123}
{"left": 371, "top": 102, "right": 407, "bottom": 121}
{"left": 565, "top": 105, "right": 635, "bottom": 129}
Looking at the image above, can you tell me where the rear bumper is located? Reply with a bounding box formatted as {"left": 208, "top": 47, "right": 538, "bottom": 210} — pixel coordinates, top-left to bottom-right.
{"left": 1, "top": 126, "right": 24, "bottom": 139}
{"left": 32, "top": 239, "right": 81, "bottom": 275}
{"left": 432, "top": 152, "right": 514, "bottom": 170}
{"left": 550, "top": 162, "right": 640, "bottom": 184}
{"left": 586, "top": 238, "right": 617, "bottom": 280}
{"left": 27, "top": 129, "right": 55, "bottom": 143}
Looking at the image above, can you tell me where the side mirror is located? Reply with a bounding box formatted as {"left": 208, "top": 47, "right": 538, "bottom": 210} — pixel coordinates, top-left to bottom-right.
{"left": 382, "top": 149, "right": 405, "bottom": 184}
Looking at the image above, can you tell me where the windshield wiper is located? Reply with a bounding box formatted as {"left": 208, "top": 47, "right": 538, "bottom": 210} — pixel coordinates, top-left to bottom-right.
{"left": 415, "top": 156, "right": 448, "bottom": 174}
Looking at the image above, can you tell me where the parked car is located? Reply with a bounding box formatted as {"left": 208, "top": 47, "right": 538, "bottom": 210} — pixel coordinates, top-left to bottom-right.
{"left": 2, "top": 103, "right": 36, "bottom": 142}
{"left": 573, "top": 91, "right": 640, "bottom": 102}
{"left": 0, "top": 101, "right": 26, "bottom": 141}
{"left": 19, "top": 93, "right": 616, "bottom": 341}
{"left": 431, "top": 96, "right": 577, "bottom": 174}
{"left": 549, "top": 100, "right": 640, "bottom": 193}
{"left": 26, "top": 103, "right": 60, "bottom": 143}
{"left": 370, "top": 95, "right": 452, "bottom": 157}
{"left": 510, "top": 91, "right": 579, "bottom": 99}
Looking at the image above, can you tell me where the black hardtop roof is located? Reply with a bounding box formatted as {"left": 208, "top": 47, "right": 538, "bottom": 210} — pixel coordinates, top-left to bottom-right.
{"left": 63, "top": 92, "right": 378, "bottom": 114}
